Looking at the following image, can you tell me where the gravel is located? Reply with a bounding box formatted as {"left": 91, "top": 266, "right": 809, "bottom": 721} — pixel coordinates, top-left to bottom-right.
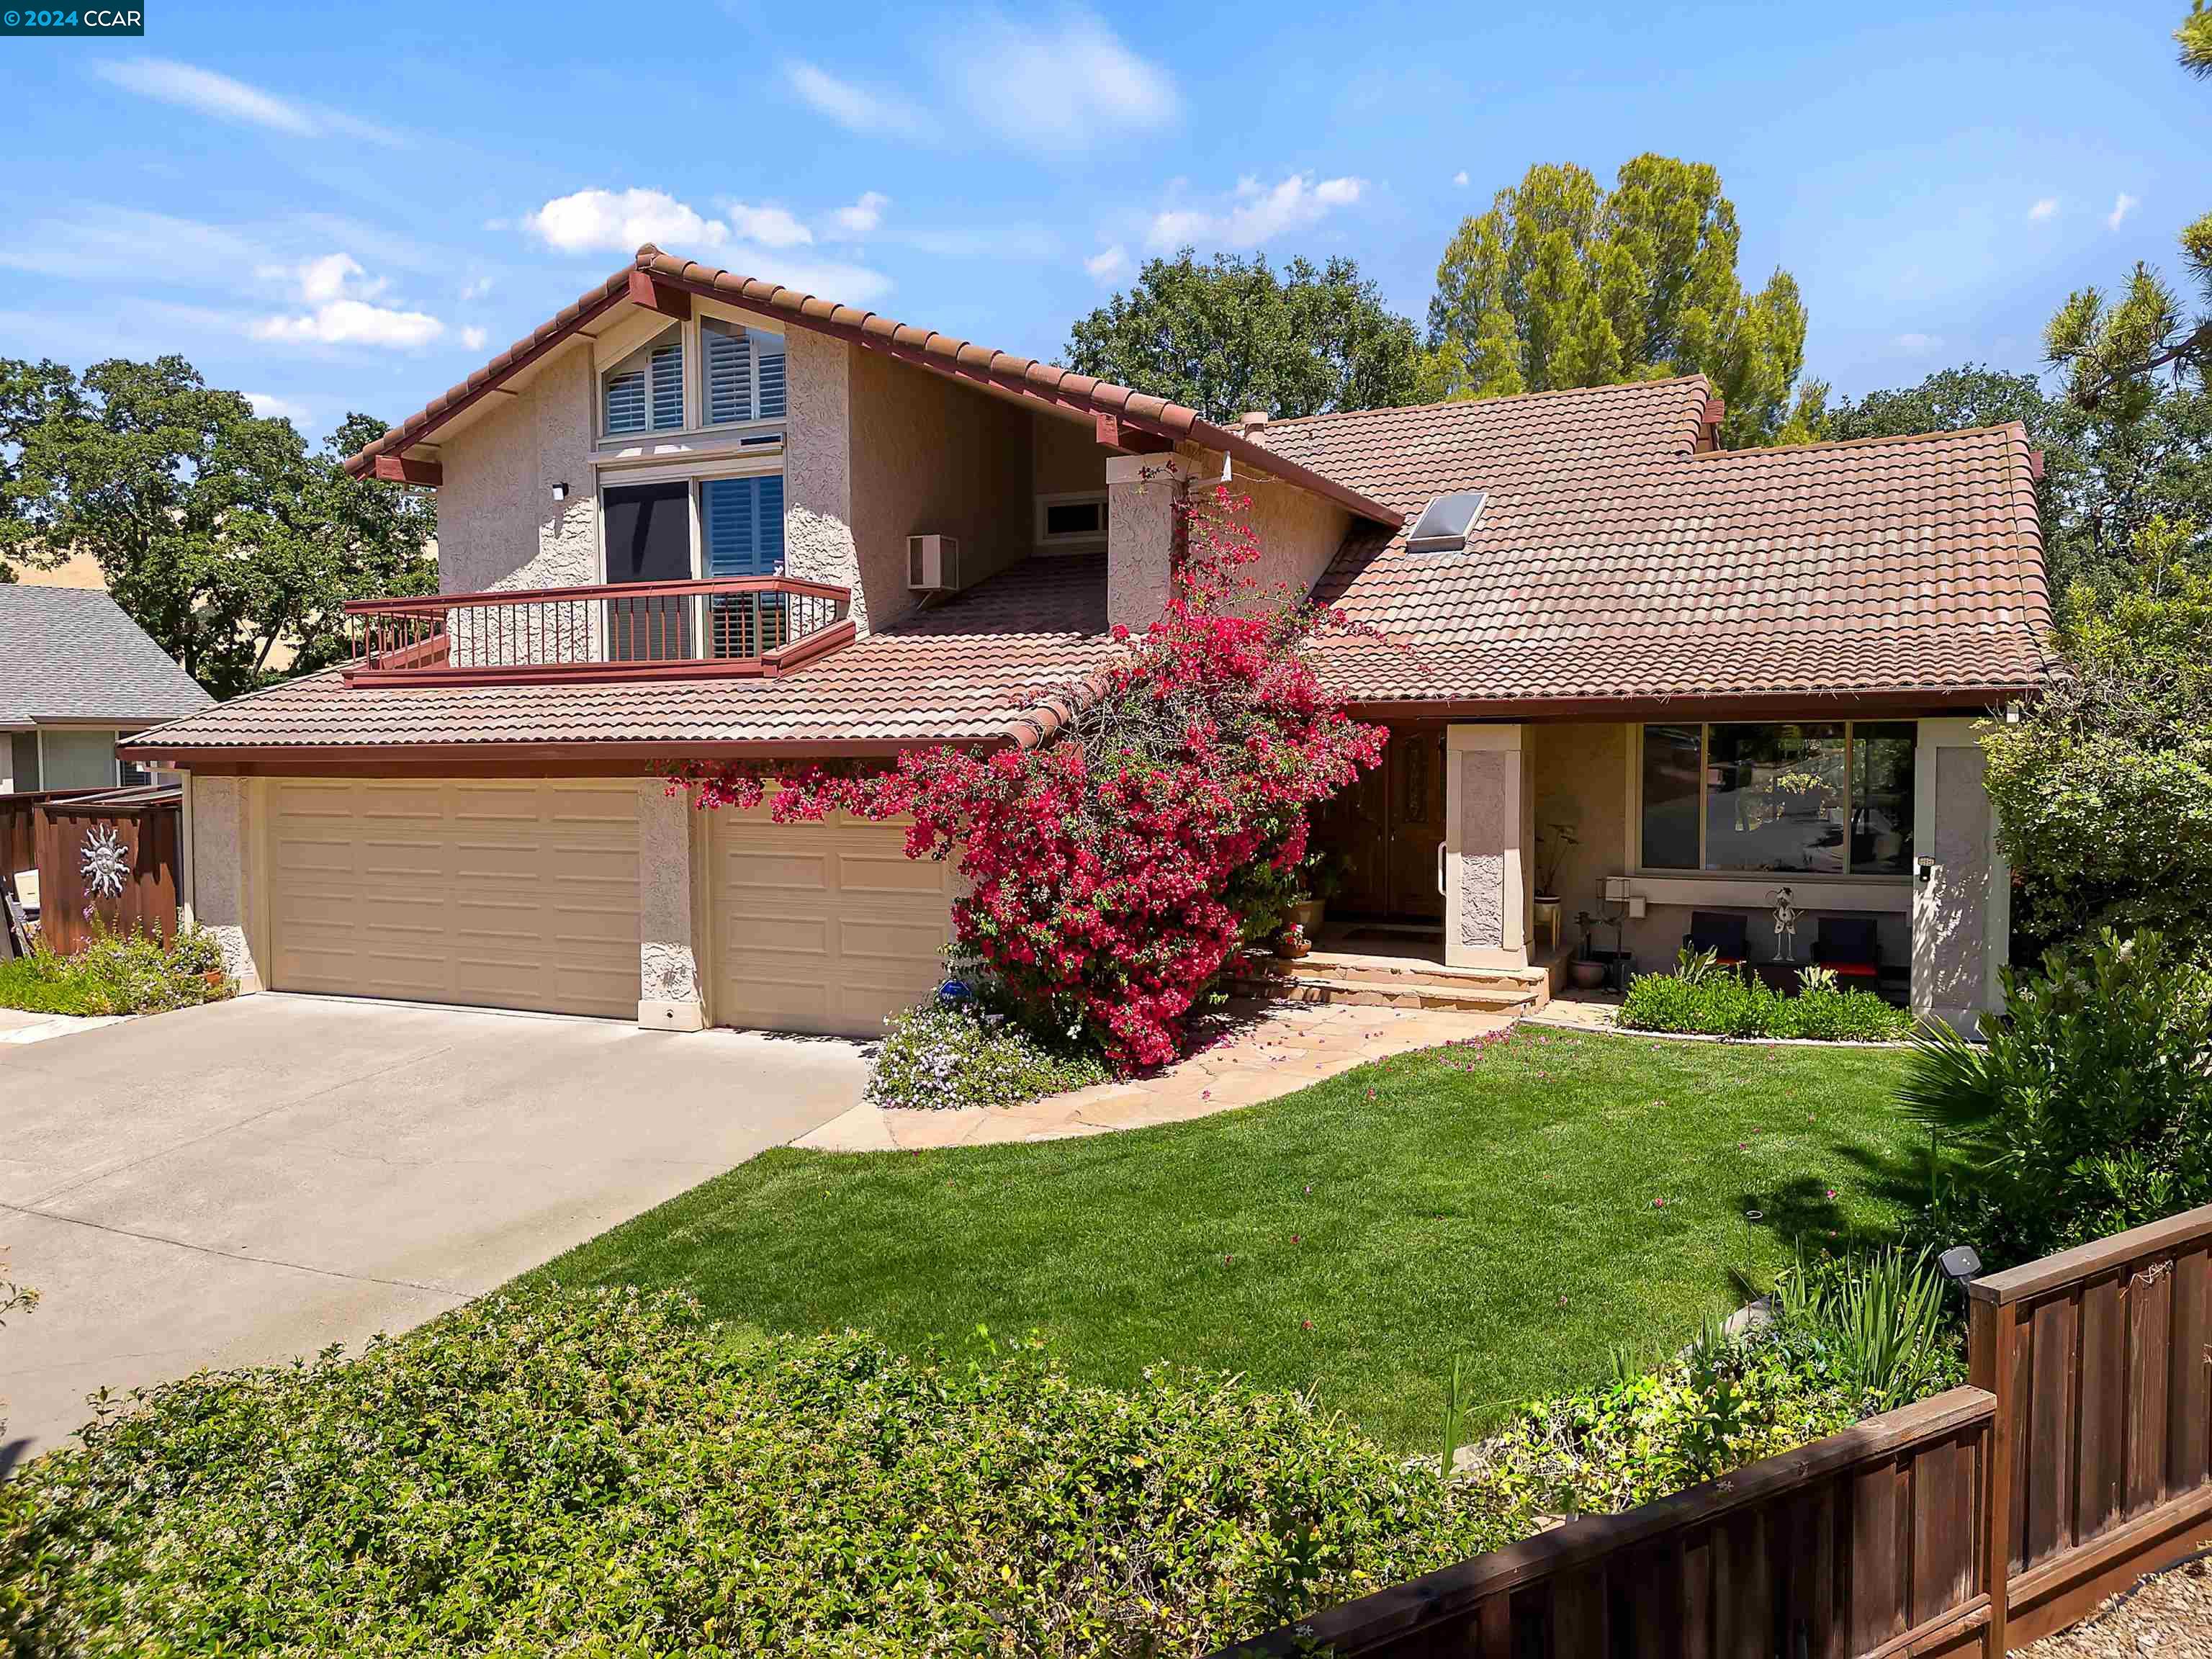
{"left": 2023, "top": 1557, "right": 2212, "bottom": 1659}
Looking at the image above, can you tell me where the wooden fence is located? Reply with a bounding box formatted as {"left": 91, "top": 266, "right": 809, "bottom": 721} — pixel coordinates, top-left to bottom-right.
{"left": 1219, "top": 1203, "right": 2212, "bottom": 1659}
{"left": 1, "top": 787, "right": 181, "bottom": 957}
{"left": 0, "top": 787, "right": 104, "bottom": 885}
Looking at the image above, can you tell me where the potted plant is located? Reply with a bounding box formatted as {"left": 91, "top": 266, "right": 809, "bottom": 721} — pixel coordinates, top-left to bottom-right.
{"left": 1568, "top": 911, "right": 1609, "bottom": 989}
{"left": 1534, "top": 820, "right": 1578, "bottom": 903}
{"left": 1277, "top": 922, "right": 1312, "bottom": 961}
{"left": 1288, "top": 847, "right": 1344, "bottom": 935}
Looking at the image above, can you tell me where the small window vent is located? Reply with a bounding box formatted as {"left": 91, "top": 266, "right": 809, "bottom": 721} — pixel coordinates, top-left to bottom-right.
{"left": 1406, "top": 490, "right": 1487, "bottom": 554}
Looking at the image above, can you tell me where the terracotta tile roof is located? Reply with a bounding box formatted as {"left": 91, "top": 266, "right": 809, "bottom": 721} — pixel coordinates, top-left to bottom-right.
{"left": 127, "top": 556, "right": 1115, "bottom": 760}
{"left": 343, "top": 247, "right": 1401, "bottom": 531}
{"left": 1259, "top": 377, "right": 2054, "bottom": 709}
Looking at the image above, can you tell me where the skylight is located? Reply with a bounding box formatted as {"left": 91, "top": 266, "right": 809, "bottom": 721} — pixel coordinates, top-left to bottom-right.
{"left": 1406, "top": 490, "right": 1487, "bottom": 554}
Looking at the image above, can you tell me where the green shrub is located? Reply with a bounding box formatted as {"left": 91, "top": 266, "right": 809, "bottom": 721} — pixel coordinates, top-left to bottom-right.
{"left": 869, "top": 999, "right": 1108, "bottom": 1110}
{"left": 1467, "top": 1251, "right": 1962, "bottom": 1524}
{"left": 1618, "top": 953, "right": 1910, "bottom": 1042}
{"left": 0, "top": 1287, "right": 1504, "bottom": 1657}
{"left": 0, "top": 923, "right": 228, "bottom": 1017}
{"left": 1902, "top": 927, "right": 2212, "bottom": 1266}
{"left": 1982, "top": 530, "right": 2212, "bottom": 953}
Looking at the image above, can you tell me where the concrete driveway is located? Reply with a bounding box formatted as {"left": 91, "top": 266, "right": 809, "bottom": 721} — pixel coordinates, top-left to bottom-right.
{"left": 1, "top": 994, "right": 864, "bottom": 1457}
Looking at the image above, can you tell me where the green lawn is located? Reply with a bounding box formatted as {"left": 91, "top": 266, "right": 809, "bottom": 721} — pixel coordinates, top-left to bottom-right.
{"left": 536, "top": 1029, "right": 1923, "bottom": 1449}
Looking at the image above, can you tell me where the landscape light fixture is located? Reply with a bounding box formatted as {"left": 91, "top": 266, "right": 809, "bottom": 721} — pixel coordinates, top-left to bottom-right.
{"left": 1938, "top": 1245, "right": 1982, "bottom": 1285}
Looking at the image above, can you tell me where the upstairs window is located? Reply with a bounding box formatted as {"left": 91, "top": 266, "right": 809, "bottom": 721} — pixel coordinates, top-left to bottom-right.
{"left": 702, "top": 318, "right": 788, "bottom": 427}
{"left": 603, "top": 327, "right": 684, "bottom": 437}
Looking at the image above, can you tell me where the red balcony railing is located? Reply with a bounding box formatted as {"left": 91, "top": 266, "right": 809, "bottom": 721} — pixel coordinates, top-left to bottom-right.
{"left": 343, "top": 576, "right": 853, "bottom": 686}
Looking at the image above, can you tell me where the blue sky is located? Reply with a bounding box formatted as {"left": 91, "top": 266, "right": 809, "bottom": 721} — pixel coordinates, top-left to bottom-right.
{"left": 0, "top": 0, "right": 2202, "bottom": 444}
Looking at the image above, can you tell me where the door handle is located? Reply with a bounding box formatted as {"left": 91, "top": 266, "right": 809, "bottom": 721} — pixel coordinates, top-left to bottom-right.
{"left": 1436, "top": 840, "right": 1447, "bottom": 897}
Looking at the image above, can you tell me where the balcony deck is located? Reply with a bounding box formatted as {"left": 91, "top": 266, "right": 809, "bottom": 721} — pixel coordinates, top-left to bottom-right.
{"left": 343, "top": 576, "right": 853, "bottom": 688}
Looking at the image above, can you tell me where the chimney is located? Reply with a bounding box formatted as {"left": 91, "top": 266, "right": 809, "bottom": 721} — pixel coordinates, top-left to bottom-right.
{"left": 1238, "top": 410, "right": 1270, "bottom": 441}
{"left": 1694, "top": 397, "right": 1726, "bottom": 454}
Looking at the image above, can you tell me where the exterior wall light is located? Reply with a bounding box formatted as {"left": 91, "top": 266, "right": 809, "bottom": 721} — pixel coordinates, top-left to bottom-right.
{"left": 552, "top": 481, "right": 569, "bottom": 503}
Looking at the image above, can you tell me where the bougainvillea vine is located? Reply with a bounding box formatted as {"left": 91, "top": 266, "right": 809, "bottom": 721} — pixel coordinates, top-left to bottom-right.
{"left": 667, "top": 487, "right": 1388, "bottom": 1071}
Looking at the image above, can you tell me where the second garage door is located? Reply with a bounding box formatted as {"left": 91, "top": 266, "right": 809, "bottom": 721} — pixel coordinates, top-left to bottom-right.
{"left": 709, "top": 810, "right": 955, "bottom": 1037}
{"left": 267, "top": 778, "right": 641, "bottom": 1020}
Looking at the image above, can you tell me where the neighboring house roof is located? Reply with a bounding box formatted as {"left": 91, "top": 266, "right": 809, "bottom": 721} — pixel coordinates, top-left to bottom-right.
{"left": 0, "top": 586, "right": 212, "bottom": 727}
{"left": 343, "top": 246, "right": 1403, "bottom": 531}
{"left": 126, "top": 555, "right": 1114, "bottom": 760}
{"left": 1264, "top": 376, "right": 2053, "bottom": 714}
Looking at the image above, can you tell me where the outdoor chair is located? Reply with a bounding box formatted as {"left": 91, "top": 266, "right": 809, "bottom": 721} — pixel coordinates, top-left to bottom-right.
{"left": 1810, "top": 915, "right": 1882, "bottom": 981}
{"left": 1683, "top": 910, "right": 1749, "bottom": 967}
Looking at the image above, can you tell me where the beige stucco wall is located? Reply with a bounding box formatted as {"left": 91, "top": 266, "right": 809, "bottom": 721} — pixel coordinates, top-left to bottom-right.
{"left": 637, "top": 779, "right": 703, "bottom": 1030}
{"left": 783, "top": 329, "right": 868, "bottom": 628}
{"left": 1236, "top": 471, "right": 1354, "bottom": 614}
{"left": 848, "top": 347, "right": 1035, "bottom": 621}
{"left": 1530, "top": 724, "right": 1630, "bottom": 922}
{"left": 435, "top": 345, "right": 598, "bottom": 595}
{"left": 1033, "top": 410, "right": 1106, "bottom": 498}
{"left": 184, "top": 772, "right": 263, "bottom": 993}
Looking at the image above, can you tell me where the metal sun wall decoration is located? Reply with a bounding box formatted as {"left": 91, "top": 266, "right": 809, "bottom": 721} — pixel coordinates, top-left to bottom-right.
{"left": 81, "top": 823, "right": 131, "bottom": 901}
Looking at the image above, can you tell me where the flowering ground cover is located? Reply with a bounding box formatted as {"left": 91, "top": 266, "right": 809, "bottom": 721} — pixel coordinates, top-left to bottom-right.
{"left": 536, "top": 1028, "right": 1921, "bottom": 1449}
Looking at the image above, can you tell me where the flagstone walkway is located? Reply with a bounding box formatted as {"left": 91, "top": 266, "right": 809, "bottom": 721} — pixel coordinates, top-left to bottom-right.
{"left": 793, "top": 1000, "right": 1518, "bottom": 1153}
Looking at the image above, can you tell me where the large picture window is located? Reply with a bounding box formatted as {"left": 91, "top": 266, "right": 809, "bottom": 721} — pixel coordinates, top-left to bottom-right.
{"left": 1639, "top": 721, "right": 1916, "bottom": 876}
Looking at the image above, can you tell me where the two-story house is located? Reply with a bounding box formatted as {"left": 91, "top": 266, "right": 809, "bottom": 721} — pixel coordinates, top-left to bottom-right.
{"left": 129, "top": 244, "right": 2050, "bottom": 1040}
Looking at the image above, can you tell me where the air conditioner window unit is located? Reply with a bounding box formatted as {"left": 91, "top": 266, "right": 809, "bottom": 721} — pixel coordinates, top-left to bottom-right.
{"left": 907, "top": 534, "right": 962, "bottom": 592}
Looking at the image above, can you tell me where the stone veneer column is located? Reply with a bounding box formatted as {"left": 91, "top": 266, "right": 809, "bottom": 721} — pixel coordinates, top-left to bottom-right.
{"left": 184, "top": 772, "right": 264, "bottom": 994}
{"left": 1105, "top": 452, "right": 1192, "bottom": 631}
{"left": 1444, "top": 725, "right": 1532, "bottom": 970}
{"left": 637, "top": 780, "right": 704, "bottom": 1031}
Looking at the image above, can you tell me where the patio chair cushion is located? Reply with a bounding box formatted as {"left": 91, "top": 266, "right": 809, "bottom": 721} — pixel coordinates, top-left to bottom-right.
{"left": 1684, "top": 911, "right": 1749, "bottom": 963}
{"left": 1812, "top": 916, "right": 1881, "bottom": 970}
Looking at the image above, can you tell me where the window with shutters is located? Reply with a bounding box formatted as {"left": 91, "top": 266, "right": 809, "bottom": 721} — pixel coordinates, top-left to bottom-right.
{"left": 701, "top": 475, "right": 788, "bottom": 657}
{"left": 701, "top": 318, "right": 788, "bottom": 429}
{"left": 601, "top": 326, "right": 685, "bottom": 437}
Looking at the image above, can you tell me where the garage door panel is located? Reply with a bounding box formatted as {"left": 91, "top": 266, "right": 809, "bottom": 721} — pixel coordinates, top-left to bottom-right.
{"left": 710, "top": 809, "right": 953, "bottom": 1038}
{"left": 267, "top": 778, "right": 639, "bottom": 1020}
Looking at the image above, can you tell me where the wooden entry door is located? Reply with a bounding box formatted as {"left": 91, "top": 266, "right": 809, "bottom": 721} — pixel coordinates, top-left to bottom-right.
{"left": 1316, "top": 725, "right": 1447, "bottom": 922}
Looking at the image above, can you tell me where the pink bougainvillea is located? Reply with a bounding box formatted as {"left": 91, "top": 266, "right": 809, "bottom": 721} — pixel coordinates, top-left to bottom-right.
{"left": 668, "top": 488, "right": 1387, "bottom": 1071}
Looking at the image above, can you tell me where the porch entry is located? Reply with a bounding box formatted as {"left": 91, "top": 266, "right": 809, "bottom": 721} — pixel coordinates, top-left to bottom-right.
{"left": 1314, "top": 724, "right": 1447, "bottom": 926}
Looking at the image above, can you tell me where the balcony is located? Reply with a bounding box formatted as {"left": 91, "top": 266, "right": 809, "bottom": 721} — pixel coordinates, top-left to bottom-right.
{"left": 343, "top": 577, "right": 854, "bottom": 687}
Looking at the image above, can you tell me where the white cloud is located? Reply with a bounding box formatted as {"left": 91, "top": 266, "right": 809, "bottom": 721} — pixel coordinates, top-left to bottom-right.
{"left": 520, "top": 186, "right": 891, "bottom": 299}
{"left": 2028, "top": 197, "right": 2058, "bottom": 221}
{"left": 1893, "top": 332, "right": 1944, "bottom": 356}
{"left": 951, "top": 13, "right": 1175, "bottom": 152}
{"left": 527, "top": 188, "right": 729, "bottom": 255}
{"left": 253, "top": 300, "right": 443, "bottom": 349}
{"left": 783, "top": 61, "right": 932, "bottom": 139}
{"left": 1147, "top": 173, "right": 1367, "bottom": 251}
{"left": 2108, "top": 192, "right": 2139, "bottom": 230}
{"left": 1084, "top": 244, "right": 1130, "bottom": 282}
{"left": 460, "top": 325, "right": 489, "bottom": 351}
{"left": 1453, "top": 170, "right": 1470, "bottom": 187}
{"left": 253, "top": 253, "right": 441, "bottom": 349}
{"left": 832, "top": 192, "right": 890, "bottom": 236}
{"left": 91, "top": 58, "right": 402, "bottom": 146}
{"left": 263, "top": 251, "right": 385, "bottom": 305}
{"left": 244, "top": 392, "right": 310, "bottom": 423}
{"left": 459, "top": 275, "right": 494, "bottom": 302}
{"left": 721, "top": 201, "right": 813, "bottom": 248}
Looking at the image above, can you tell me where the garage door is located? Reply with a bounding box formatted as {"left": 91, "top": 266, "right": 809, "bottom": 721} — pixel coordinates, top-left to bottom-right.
{"left": 267, "top": 778, "right": 640, "bottom": 1020}
{"left": 709, "top": 811, "right": 954, "bottom": 1037}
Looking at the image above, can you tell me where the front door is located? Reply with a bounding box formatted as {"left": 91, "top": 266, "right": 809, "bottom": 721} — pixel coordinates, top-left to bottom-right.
{"left": 1316, "top": 725, "right": 1447, "bottom": 922}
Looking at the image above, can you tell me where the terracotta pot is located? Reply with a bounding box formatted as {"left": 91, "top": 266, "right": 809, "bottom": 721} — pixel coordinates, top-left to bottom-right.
{"left": 1570, "top": 960, "right": 1607, "bottom": 990}
{"left": 1277, "top": 936, "right": 1311, "bottom": 961}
